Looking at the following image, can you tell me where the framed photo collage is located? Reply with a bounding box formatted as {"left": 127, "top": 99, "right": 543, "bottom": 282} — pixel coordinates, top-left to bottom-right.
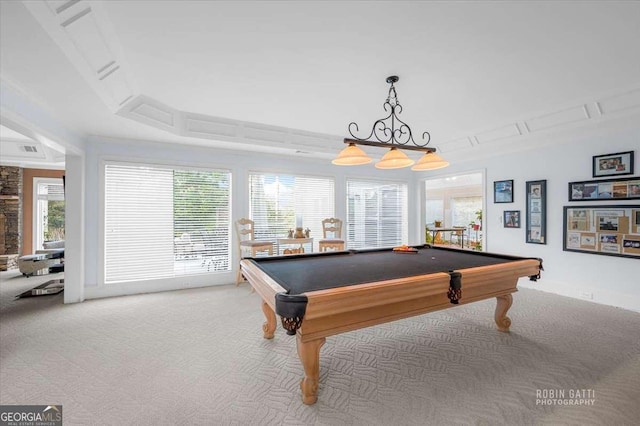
{"left": 564, "top": 206, "right": 640, "bottom": 259}
{"left": 564, "top": 150, "right": 638, "bottom": 259}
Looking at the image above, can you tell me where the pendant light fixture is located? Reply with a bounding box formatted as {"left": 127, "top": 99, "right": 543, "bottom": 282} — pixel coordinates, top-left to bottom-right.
{"left": 332, "top": 76, "right": 448, "bottom": 171}
{"left": 411, "top": 152, "right": 450, "bottom": 171}
{"left": 375, "top": 147, "right": 414, "bottom": 169}
{"left": 332, "top": 143, "right": 372, "bottom": 165}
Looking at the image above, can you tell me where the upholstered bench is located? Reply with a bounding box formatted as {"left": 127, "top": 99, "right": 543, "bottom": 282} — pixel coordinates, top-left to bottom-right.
{"left": 18, "top": 249, "right": 64, "bottom": 277}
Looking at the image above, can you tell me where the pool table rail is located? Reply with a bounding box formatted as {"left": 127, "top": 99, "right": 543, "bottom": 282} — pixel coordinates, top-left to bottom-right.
{"left": 298, "top": 272, "right": 452, "bottom": 340}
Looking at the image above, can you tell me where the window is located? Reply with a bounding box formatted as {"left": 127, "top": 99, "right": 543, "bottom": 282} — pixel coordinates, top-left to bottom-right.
{"left": 249, "top": 173, "right": 334, "bottom": 249}
{"left": 451, "top": 196, "right": 482, "bottom": 227}
{"left": 425, "top": 199, "right": 444, "bottom": 227}
{"left": 104, "top": 163, "right": 231, "bottom": 283}
{"left": 33, "top": 178, "right": 65, "bottom": 250}
{"left": 346, "top": 180, "right": 408, "bottom": 249}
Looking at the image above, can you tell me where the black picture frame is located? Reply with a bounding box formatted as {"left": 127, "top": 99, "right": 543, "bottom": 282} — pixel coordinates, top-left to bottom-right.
{"left": 568, "top": 176, "right": 640, "bottom": 201}
{"left": 592, "top": 151, "right": 634, "bottom": 178}
{"left": 503, "top": 210, "right": 521, "bottom": 228}
{"left": 563, "top": 204, "right": 640, "bottom": 259}
{"left": 526, "top": 180, "right": 547, "bottom": 244}
{"left": 494, "top": 180, "right": 513, "bottom": 203}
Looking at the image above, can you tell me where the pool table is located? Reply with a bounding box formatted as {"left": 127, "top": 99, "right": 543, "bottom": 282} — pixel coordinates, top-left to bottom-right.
{"left": 240, "top": 245, "right": 542, "bottom": 405}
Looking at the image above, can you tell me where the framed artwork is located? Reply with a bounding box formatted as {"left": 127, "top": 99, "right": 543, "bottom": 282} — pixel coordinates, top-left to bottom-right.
{"left": 526, "top": 180, "right": 547, "bottom": 244}
{"left": 503, "top": 210, "right": 520, "bottom": 228}
{"left": 563, "top": 205, "right": 640, "bottom": 259}
{"left": 568, "top": 176, "right": 640, "bottom": 201}
{"left": 494, "top": 180, "right": 514, "bottom": 203}
{"left": 592, "top": 151, "right": 634, "bottom": 178}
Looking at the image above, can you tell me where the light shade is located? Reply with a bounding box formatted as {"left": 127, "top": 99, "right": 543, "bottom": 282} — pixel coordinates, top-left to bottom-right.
{"left": 375, "top": 147, "right": 415, "bottom": 169}
{"left": 411, "top": 152, "right": 450, "bottom": 171}
{"left": 332, "top": 143, "right": 372, "bottom": 165}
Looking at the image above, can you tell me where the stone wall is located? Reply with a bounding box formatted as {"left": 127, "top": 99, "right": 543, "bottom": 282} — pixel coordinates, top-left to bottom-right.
{"left": 0, "top": 166, "right": 23, "bottom": 262}
{"left": 0, "top": 214, "right": 4, "bottom": 255}
{"left": 0, "top": 254, "right": 18, "bottom": 271}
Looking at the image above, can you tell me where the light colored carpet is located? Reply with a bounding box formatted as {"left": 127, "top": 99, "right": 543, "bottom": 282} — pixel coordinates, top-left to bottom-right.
{"left": 1, "top": 269, "right": 639, "bottom": 425}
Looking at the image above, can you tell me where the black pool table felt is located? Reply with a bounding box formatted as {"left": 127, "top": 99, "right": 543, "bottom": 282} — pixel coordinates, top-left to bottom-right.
{"left": 251, "top": 246, "right": 529, "bottom": 294}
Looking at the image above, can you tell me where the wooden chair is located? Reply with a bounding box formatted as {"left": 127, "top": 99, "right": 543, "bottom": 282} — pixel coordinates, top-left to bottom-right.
{"left": 451, "top": 227, "right": 466, "bottom": 247}
{"left": 235, "top": 218, "right": 273, "bottom": 285}
{"left": 319, "top": 218, "right": 345, "bottom": 252}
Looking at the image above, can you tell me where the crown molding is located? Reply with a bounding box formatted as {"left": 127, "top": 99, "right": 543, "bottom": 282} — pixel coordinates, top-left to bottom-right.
{"left": 118, "top": 95, "right": 343, "bottom": 155}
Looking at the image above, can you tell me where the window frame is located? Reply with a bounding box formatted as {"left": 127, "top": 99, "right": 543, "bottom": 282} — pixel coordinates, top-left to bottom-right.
{"left": 247, "top": 170, "right": 336, "bottom": 252}
{"left": 345, "top": 177, "right": 409, "bottom": 249}
{"left": 32, "top": 177, "right": 65, "bottom": 251}
{"left": 100, "top": 159, "right": 233, "bottom": 285}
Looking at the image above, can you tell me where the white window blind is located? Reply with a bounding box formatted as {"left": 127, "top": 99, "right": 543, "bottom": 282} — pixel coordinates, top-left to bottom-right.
{"left": 346, "top": 180, "right": 408, "bottom": 249}
{"left": 104, "top": 163, "right": 231, "bottom": 283}
{"left": 249, "top": 173, "right": 334, "bottom": 250}
{"left": 37, "top": 181, "right": 65, "bottom": 199}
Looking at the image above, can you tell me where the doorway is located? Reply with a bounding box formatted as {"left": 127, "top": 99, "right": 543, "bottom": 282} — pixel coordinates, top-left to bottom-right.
{"left": 32, "top": 178, "right": 65, "bottom": 251}
{"left": 424, "top": 171, "right": 484, "bottom": 250}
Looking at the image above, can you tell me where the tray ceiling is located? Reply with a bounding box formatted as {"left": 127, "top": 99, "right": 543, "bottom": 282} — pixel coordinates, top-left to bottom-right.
{"left": 1, "top": 0, "right": 639, "bottom": 166}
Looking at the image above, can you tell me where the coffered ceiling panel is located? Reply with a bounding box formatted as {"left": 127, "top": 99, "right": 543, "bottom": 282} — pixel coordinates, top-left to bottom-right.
{"left": 1, "top": 0, "right": 639, "bottom": 166}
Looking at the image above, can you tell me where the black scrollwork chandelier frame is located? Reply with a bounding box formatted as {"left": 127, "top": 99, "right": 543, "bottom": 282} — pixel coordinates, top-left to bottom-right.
{"left": 344, "top": 76, "right": 436, "bottom": 153}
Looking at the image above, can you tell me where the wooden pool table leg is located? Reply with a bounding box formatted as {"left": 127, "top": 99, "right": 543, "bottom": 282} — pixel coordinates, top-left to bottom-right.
{"left": 495, "top": 294, "right": 513, "bottom": 332}
{"left": 261, "top": 300, "right": 276, "bottom": 339}
{"left": 296, "top": 335, "right": 326, "bottom": 405}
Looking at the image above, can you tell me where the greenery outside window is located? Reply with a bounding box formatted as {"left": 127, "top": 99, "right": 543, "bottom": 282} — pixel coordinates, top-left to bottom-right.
{"left": 34, "top": 178, "right": 65, "bottom": 250}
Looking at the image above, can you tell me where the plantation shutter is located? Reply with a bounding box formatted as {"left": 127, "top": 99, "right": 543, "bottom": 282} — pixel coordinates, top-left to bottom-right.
{"left": 346, "top": 179, "right": 408, "bottom": 249}
{"left": 104, "top": 163, "right": 231, "bottom": 283}
{"left": 249, "top": 173, "right": 335, "bottom": 250}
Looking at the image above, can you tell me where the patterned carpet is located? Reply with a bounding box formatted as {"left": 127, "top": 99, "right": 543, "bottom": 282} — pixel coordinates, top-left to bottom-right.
{"left": 1, "top": 269, "right": 639, "bottom": 425}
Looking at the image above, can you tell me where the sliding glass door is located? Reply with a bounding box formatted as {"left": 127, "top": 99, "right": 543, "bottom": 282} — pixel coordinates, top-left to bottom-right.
{"left": 104, "top": 162, "right": 232, "bottom": 283}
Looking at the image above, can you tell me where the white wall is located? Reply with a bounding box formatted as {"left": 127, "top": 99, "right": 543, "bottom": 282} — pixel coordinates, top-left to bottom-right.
{"left": 80, "top": 123, "right": 640, "bottom": 311}
{"left": 63, "top": 153, "right": 85, "bottom": 303}
{"left": 419, "top": 123, "right": 640, "bottom": 312}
